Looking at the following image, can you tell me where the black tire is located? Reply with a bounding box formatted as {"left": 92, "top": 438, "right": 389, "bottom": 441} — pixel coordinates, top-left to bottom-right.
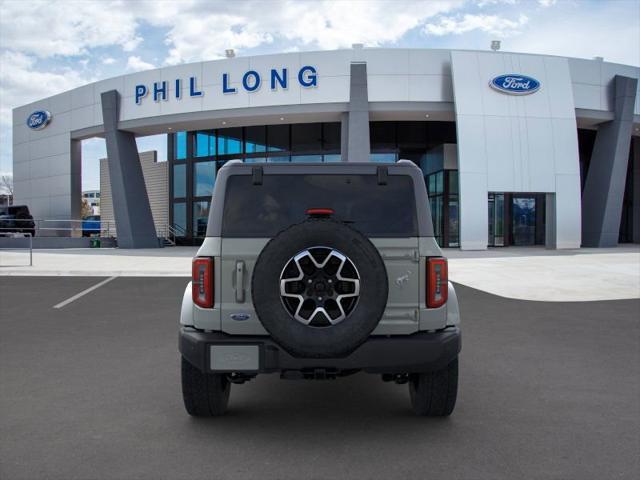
{"left": 409, "top": 358, "right": 458, "bottom": 417}
{"left": 252, "top": 219, "right": 388, "bottom": 358}
{"left": 181, "top": 357, "right": 230, "bottom": 417}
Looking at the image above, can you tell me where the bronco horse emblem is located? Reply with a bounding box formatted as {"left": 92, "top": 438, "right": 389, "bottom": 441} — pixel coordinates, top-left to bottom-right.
{"left": 395, "top": 270, "right": 412, "bottom": 287}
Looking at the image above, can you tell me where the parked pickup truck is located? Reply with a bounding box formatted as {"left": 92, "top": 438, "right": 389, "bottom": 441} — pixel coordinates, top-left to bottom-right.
{"left": 179, "top": 160, "right": 461, "bottom": 417}
{"left": 0, "top": 205, "right": 36, "bottom": 237}
{"left": 82, "top": 215, "right": 101, "bottom": 237}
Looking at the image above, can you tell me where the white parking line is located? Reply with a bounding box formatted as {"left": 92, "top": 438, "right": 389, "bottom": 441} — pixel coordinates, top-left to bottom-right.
{"left": 53, "top": 276, "right": 118, "bottom": 309}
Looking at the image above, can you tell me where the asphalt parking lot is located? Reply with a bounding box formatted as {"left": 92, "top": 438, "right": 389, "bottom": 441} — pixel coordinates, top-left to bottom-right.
{"left": 1, "top": 277, "right": 638, "bottom": 480}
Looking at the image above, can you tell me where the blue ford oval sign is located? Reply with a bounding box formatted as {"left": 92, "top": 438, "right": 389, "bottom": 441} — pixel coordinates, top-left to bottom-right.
{"left": 26, "top": 110, "right": 52, "bottom": 130}
{"left": 490, "top": 74, "right": 540, "bottom": 95}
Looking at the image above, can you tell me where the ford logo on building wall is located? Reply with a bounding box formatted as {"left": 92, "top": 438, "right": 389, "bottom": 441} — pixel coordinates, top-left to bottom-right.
{"left": 26, "top": 110, "right": 52, "bottom": 130}
{"left": 490, "top": 74, "right": 540, "bottom": 95}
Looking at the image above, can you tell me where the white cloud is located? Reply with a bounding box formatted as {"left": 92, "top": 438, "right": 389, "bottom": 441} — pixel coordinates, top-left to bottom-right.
{"left": 507, "top": 5, "right": 640, "bottom": 66}
{"left": 102, "top": 57, "right": 116, "bottom": 65}
{"left": 125, "top": 0, "right": 464, "bottom": 65}
{"left": 0, "top": 0, "right": 142, "bottom": 58}
{"left": 476, "top": 0, "right": 517, "bottom": 6}
{"left": 126, "top": 56, "right": 155, "bottom": 72}
{"left": 0, "top": 51, "right": 88, "bottom": 107}
{"left": 424, "top": 13, "right": 529, "bottom": 37}
{"left": 0, "top": 51, "right": 89, "bottom": 126}
{"left": 0, "top": 51, "right": 93, "bottom": 171}
{"left": 538, "top": 0, "right": 557, "bottom": 7}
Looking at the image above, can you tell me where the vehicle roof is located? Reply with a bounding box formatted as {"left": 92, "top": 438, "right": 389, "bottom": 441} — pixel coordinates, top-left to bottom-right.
{"left": 220, "top": 159, "right": 415, "bottom": 172}
{"left": 206, "top": 160, "right": 434, "bottom": 237}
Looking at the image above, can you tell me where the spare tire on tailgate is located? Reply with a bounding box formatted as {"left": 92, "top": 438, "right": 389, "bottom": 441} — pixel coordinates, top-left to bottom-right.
{"left": 251, "top": 219, "right": 388, "bottom": 358}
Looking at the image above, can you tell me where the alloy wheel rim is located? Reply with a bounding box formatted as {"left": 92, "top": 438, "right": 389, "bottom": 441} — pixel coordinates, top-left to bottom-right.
{"left": 279, "top": 247, "right": 360, "bottom": 327}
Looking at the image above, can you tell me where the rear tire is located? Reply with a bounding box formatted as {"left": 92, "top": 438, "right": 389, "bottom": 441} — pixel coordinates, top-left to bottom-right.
{"left": 181, "top": 357, "right": 230, "bottom": 417}
{"left": 409, "top": 358, "right": 458, "bottom": 417}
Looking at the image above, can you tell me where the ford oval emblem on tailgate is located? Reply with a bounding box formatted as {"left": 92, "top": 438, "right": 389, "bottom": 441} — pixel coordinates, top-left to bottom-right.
{"left": 230, "top": 313, "right": 251, "bottom": 321}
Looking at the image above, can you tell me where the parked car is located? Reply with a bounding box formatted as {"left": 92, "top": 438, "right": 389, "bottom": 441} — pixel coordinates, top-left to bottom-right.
{"left": 0, "top": 205, "right": 36, "bottom": 237}
{"left": 179, "top": 160, "right": 461, "bottom": 417}
{"left": 82, "top": 215, "right": 101, "bottom": 237}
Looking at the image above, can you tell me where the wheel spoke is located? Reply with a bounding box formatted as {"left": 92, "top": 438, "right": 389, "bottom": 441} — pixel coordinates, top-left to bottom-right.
{"left": 280, "top": 247, "right": 360, "bottom": 327}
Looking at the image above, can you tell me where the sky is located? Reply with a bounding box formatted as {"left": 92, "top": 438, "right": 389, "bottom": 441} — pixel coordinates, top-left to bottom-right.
{"left": 0, "top": 0, "right": 639, "bottom": 191}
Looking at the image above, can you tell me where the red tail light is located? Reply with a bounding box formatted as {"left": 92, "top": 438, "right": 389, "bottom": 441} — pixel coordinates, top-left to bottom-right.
{"left": 192, "top": 257, "right": 214, "bottom": 308}
{"left": 427, "top": 257, "right": 448, "bottom": 308}
{"left": 306, "top": 208, "right": 334, "bottom": 216}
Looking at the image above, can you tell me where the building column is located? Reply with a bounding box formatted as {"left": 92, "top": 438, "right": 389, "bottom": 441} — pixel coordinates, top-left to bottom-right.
{"left": 101, "top": 90, "right": 159, "bottom": 248}
{"left": 459, "top": 173, "right": 488, "bottom": 250}
{"left": 344, "top": 62, "right": 370, "bottom": 162}
{"left": 545, "top": 193, "right": 557, "bottom": 249}
{"left": 581, "top": 75, "right": 638, "bottom": 247}
{"left": 69, "top": 139, "right": 82, "bottom": 237}
{"left": 340, "top": 112, "right": 349, "bottom": 160}
{"left": 632, "top": 136, "right": 640, "bottom": 243}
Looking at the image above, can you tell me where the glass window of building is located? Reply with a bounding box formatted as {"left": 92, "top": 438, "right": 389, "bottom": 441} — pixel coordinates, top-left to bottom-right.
{"left": 194, "top": 131, "right": 215, "bottom": 157}
{"left": 448, "top": 198, "right": 459, "bottom": 247}
{"left": 193, "top": 201, "right": 210, "bottom": 237}
{"left": 267, "top": 124, "right": 289, "bottom": 152}
{"left": 370, "top": 153, "right": 397, "bottom": 163}
{"left": 426, "top": 122, "right": 457, "bottom": 145}
{"left": 175, "top": 131, "right": 187, "bottom": 160}
{"left": 323, "top": 123, "right": 341, "bottom": 151}
{"left": 430, "top": 196, "right": 443, "bottom": 245}
{"left": 245, "top": 126, "right": 267, "bottom": 154}
{"left": 291, "top": 154, "right": 322, "bottom": 163}
{"left": 217, "top": 127, "right": 242, "bottom": 156}
{"left": 166, "top": 121, "right": 465, "bottom": 245}
{"left": 449, "top": 170, "right": 459, "bottom": 195}
{"left": 173, "top": 164, "right": 186, "bottom": 198}
{"left": 397, "top": 121, "right": 426, "bottom": 149}
{"left": 427, "top": 169, "right": 459, "bottom": 247}
{"left": 194, "top": 161, "right": 216, "bottom": 197}
{"left": 267, "top": 156, "right": 290, "bottom": 163}
{"left": 370, "top": 122, "right": 396, "bottom": 150}
{"left": 173, "top": 202, "right": 187, "bottom": 233}
{"left": 291, "top": 123, "right": 322, "bottom": 152}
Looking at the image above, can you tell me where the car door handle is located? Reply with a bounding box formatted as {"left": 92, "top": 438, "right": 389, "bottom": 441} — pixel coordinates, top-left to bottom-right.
{"left": 235, "top": 261, "right": 245, "bottom": 303}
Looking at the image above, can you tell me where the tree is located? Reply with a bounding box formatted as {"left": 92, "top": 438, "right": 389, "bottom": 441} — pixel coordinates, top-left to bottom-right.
{"left": 81, "top": 198, "right": 92, "bottom": 218}
{"left": 0, "top": 174, "right": 13, "bottom": 197}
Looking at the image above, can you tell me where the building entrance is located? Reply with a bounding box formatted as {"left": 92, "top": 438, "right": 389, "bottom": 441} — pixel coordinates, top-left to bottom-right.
{"left": 488, "top": 193, "right": 546, "bottom": 247}
{"left": 512, "top": 196, "right": 537, "bottom": 246}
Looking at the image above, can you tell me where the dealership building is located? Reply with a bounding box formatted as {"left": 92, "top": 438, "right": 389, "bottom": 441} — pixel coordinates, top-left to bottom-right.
{"left": 11, "top": 47, "right": 640, "bottom": 249}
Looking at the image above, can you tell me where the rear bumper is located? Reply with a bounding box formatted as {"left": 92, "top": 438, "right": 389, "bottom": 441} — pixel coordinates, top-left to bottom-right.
{"left": 179, "top": 327, "right": 461, "bottom": 374}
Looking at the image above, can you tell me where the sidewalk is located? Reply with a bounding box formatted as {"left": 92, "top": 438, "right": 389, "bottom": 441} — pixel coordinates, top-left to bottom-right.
{"left": 446, "top": 246, "right": 640, "bottom": 302}
{"left": 0, "top": 247, "right": 197, "bottom": 277}
{"left": 1, "top": 245, "right": 638, "bottom": 302}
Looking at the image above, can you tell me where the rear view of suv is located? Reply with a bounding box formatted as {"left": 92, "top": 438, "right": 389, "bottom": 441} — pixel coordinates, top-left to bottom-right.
{"left": 179, "top": 161, "right": 461, "bottom": 417}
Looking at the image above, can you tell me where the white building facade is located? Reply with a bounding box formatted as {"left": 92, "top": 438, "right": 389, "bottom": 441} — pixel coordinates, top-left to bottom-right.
{"left": 11, "top": 48, "right": 640, "bottom": 248}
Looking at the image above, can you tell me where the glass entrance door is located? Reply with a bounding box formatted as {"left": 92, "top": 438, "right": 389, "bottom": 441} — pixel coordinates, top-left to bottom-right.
{"left": 488, "top": 193, "right": 505, "bottom": 246}
{"left": 511, "top": 197, "right": 536, "bottom": 246}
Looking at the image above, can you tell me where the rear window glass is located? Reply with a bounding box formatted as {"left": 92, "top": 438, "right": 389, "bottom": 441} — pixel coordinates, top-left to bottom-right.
{"left": 221, "top": 174, "right": 417, "bottom": 237}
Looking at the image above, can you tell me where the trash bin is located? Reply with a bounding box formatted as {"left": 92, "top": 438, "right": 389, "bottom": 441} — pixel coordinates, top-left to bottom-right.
{"left": 90, "top": 238, "right": 101, "bottom": 248}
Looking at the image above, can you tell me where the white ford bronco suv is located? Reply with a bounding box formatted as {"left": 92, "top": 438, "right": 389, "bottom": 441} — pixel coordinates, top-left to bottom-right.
{"left": 179, "top": 160, "right": 461, "bottom": 417}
